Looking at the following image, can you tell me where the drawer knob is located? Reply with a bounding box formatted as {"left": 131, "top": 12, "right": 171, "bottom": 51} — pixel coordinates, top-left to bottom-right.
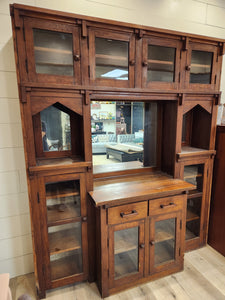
{"left": 82, "top": 216, "right": 87, "bottom": 222}
{"left": 120, "top": 210, "right": 138, "bottom": 218}
{"left": 186, "top": 65, "right": 191, "bottom": 71}
{"left": 129, "top": 59, "right": 135, "bottom": 66}
{"left": 140, "top": 243, "right": 145, "bottom": 249}
{"left": 160, "top": 202, "right": 176, "bottom": 209}
{"left": 150, "top": 240, "right": 155, "bottom": 246}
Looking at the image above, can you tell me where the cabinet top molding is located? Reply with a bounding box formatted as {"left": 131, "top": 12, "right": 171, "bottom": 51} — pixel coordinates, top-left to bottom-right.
{"left": 10, "top": 3, "right": 225, "bottom": 45}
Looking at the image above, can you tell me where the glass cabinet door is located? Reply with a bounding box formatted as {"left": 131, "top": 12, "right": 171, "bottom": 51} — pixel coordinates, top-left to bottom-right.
{"left": 24, "top": 18, "right": 81, "bottom": 84}
{"left": 109, "top": 221, "right": 144, "bottom": 288}
{"left": 185, "top": 43, "right": 217, "bottom": 90}
{"left": 41, "top": 174, "right": 87, "bottom": 285}
{"left": 142, "top": 38, "right": 181, "bottom": 89}
{"left": 149, "top": 212, "right": 181, "bottom": 274}
{"left": 183, "top": 163, "right": 205, "bottom": 245}
{"left": 89, "top": 29, "right": 135, "bottom": 87}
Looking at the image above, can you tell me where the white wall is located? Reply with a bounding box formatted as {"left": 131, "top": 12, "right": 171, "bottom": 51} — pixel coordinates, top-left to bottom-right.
{"left": 1, "top": 0, "right": 225, "bottom": 278}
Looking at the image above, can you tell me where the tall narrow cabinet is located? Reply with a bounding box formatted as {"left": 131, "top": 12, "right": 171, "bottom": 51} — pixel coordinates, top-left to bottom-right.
{"left": 10, "top": 3, "right": 224, "bottom": 298}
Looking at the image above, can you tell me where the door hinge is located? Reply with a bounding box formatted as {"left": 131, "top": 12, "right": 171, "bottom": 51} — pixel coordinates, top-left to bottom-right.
{"left": 178, "top": 72, "right": 181, "bottom": 83}
{"left": 23, "top": 25, "right": 26, "bottom": 41}
{"left": 179, "top": 247, "right": 181, "bottom": 256}
{"left": 25, "top": 59, "right": 28, "bottom": 73}
{"left": 37, "top": 192, "right": 40, "bottom": 204}
{"left": 107, "top": 239, "right": 109, "bottom": 248}
{"left": 88, "top": 65, "right": 90, "bottom": 77}
{"left": 180, "top": 220, "right": 182, "bottom": 229}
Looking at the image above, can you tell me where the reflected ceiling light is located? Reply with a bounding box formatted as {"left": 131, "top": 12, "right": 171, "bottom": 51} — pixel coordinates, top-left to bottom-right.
{"left": 101, "top": 69, "right": 128, "bottom": 78}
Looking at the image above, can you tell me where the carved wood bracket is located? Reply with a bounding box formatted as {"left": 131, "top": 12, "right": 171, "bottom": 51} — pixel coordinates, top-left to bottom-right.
{"left": 181, "top": 36, "right": 189, "bottom": 51}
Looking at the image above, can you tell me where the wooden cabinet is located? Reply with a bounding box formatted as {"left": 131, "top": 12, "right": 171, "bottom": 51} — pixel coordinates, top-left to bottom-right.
{"left": 90, "top": 174, "right": 191, "bottom": 297}
{"left": 88, "top": 28, "right": 135, "bottom": 88}
{"left": 10, "top": 3, "right": 224, "bottom": 298}
{"left": 142, "top": 36, "right": 182, "bottom": 89}
{"left": 184, "top": 41, "right": 219, "bottom": 91}
{"left": 24, "top": 18, "right": 81, "bottom": 85}
{"left": 208, "top": 126, "right": 225, "bottom": 257}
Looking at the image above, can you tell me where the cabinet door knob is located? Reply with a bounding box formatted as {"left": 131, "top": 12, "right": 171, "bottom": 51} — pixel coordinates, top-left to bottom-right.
{"left": 82, "top": 216, "right": 87, "bottom": 222}
{"left": 140, "top": 243, "right": 145, "bottom": 249}
{"left": 74, "top": 54, "right": 80, "bottom": 61}
{"left": 142, "top": 61, "right": 148, "bottom": 67}
{"left": 150, "top": 240, "right": 155, "bottom": 246}
{"left": 129, "top": 59, "right": 135, "bottom": 66}
{"left": 186, "top": 65, "right": 191, "bottom": 71}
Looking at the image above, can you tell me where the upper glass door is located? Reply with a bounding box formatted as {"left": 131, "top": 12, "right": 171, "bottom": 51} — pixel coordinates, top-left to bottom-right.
{"left": 185, "top": 43, "right": 217, "bottom": 90}
{"left": 24, "top": 18, "right": 81, "bottom": 84}
{"left": 89, "top": 29, "right": 135, "bottom": 87}
{"left": 142, "top": 37, "right": 181, "bottom": 89}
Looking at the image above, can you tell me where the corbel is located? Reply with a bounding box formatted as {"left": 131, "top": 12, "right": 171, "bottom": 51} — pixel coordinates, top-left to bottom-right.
{"left": 20, "top": 86, "right": 31, "bottom": 103}
{"left": 178, "top": 93, "right": 184, "bottom": 106}
{"left": 78, "top": 20, "right": 87, "bottom": 38}
{"left": 85, "top": 90, "right": 90, "bottom": 105}
{"left": 135, "top": 29, "right": 145, "bottom": 39}
{"left": 214, "top": 93, "right": 221, "bottom": 105}
{"left": 87, "top": 165, "right": 92, "bottom": 172}
{"left": 181, "top": 36, "right": 189, "bottom": 51}
{"left": 219, "top": 42, "right": 225, "bottom": 56}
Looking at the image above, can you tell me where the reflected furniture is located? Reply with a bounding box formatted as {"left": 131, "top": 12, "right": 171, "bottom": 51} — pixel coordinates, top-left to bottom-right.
{"left": 10, "top": 3, "right": 224, "bottom": 298}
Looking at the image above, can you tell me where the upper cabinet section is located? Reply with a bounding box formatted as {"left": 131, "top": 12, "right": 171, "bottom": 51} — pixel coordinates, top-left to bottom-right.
{"left": 11, "top": 4, "right": 224, "bottom": 91}
{"left": 88, "top": 28, "right": 135, "bottom": 88}
{"left": 23, "top": 18, "right": 81, "bottom": 85}
{"left": 183, "top": 40, "right": 220, "bottom": 91}
{"left": 142, "top": 36, "right": 182, "bottom": 90}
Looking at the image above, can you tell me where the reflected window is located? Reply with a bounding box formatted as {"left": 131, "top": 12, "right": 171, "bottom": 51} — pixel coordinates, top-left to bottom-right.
{"left": 91, "top": 101, "right": 158, "bottom": 173}
{"left": 40, "top": 105, "right": 71, "bottom": 152}
{"left": 190, "top": 50, "right": 213, "bottom": 84}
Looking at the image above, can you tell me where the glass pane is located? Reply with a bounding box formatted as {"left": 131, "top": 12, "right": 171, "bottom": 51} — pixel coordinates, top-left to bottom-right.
{"left": 91, "top": 101, "right": 158, "bottom": 173}
{"left": 95, "top": 37, "right": 128, "bottom": 80}
{"left": 190, "top": 50, "right": 213, "bottom": 84}
{"left": 147, "top": 45, "right": 175, "bottom": 82}
{"left": 183, "top": 164, "right": 204, "bottom": 193}
{"left": 46, "top": 180, "right": 80, "bottom": 225}
{"left": 41, "top": 105, "right": 71, "bottom": 152}
{"left": 114, "top": 227, "right": 138, "bottom": 279}
{"left": 186, "top": 197, "right": 201, "bottom": 240}
{"left": 33, "top": 29, "right": 74, "bottom": 76}
{"left": 154, "top": 218, "right": 175, "bottom": 266}
{"left": 49, "top": 222, "right": 83, "bottom": 280}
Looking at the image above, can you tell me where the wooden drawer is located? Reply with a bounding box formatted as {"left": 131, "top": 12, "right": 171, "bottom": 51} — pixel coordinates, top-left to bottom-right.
{"left": 149, "top": 195, "right": 185, "bottom": 216}
{"left": 108, "top": 201, "right": 147, "bottom": 225}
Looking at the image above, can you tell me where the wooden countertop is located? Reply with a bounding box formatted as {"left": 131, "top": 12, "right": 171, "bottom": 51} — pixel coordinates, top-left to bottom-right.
{"left": 89, "top": 171, "right": 195, "bottom": 207}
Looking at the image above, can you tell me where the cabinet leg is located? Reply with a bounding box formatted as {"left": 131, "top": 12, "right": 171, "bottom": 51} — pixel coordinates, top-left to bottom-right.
{"left": 36, "top": 286, "right": 46, "bottom": 299}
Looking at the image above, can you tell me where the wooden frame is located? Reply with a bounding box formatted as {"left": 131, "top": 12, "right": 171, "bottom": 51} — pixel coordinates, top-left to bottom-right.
{"left": 142, "top": 36, "right": 182, "bottom": 90}
{"left": 88, "top": 28, "right": 135, "bottom": 88}
{"left": 24, "top": 17, "right": 81, "bottom": 85}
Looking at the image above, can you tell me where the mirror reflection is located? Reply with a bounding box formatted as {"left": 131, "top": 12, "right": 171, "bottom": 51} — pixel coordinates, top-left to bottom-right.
{"left": 40, "top": 105, "right": 71, "bottom": 152}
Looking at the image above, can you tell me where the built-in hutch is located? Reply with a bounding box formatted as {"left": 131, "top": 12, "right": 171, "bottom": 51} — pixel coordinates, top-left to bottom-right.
{"left": 10, "top": 3, "right": 224, "bottom": 298}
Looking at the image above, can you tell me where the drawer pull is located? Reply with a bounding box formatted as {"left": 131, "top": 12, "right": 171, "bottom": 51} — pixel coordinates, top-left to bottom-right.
{"left": 160, "top": 202, "right": 176, "bottom": 209}
{"left": 120, "top": 210, "right": 138, "bottom": 218}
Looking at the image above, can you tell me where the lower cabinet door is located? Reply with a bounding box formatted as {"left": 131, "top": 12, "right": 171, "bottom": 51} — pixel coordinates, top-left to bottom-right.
{"left": 149, "top": 211, "right": 182, "bottom": 274}
{"left": 108, "top": 220, "right": 145, "bottom": 288}
{"left": 39, "top": 173, "right": 88, "bottom": 288}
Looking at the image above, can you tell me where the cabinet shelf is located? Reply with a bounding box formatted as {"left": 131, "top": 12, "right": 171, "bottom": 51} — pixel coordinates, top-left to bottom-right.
{"left": 154, "top": 240, "right": 174, "bottom": 266}
{"left": 49, "top": 227, "right": 81, "bottom": 255}
{"left": 114, "top": 229, "right": 137, "bottom": 254}
{"left": 155, "top": 220, "right": 175, "bottom": 243}
{"left": 147, "top": 59, "right": 173, "bottom": 65}
{"left": 95, "top": 53, "right": 127, "bottom": 61}
{"left": 47, "top": 203, "right": 80, "bottom": 227}
{"left": 36, "top": 62, "right": 73, "bottom": 67}
{"left": 114, "top": 250, "right": 138, "bottom": 279}
{"left": 185, "top": 227, "right": 198, "bottom": 240}
{"left": 191, "top": 63, "right": 211, "bottom": 68}
{"left": 50, "top": 251, "right": 83, "bottom": 281}
{"left": 46, "top": 181, "right": 79, "bottom": 200}
{"left": 188, "top": 190, "right": 203, "bottom": 199}
{"left": 34, "top": 46, "right": 71, "bottom": 55}
{"left": 186, "top": 209, "right": 200, "bottom": 222}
